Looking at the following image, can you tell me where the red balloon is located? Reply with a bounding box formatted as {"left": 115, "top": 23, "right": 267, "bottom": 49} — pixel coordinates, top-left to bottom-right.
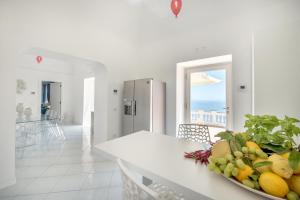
{"left": 171, "top": 0, "right": 182, "bottom": 18}
{"left": 36, "top": 56, "right": 43, "bottom": 63}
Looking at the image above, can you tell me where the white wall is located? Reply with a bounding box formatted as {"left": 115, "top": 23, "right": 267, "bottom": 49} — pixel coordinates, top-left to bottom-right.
{"left": 0, "top": 0, "right": 140, "bottom": 188}
{"left": 16, "top": 55, "right": 75, "bottom": 123}
{"left": 137, "top": 30, "right": 253, "bottom": 134}
{"left": 71, "top": 62, "right": 97, "bottom": 125}
{"left": 94, "top": 65, "right": 109, "bottom": 144}
{"left": 0, "top": 25, "right": 18, "bottom": 188}
{"left": 83, "top": 78, "right": 95, "bottom": 127}
{"left": 135, "top": 0, "right": 300, "bottom": 135}
{"left": 0, "top": 53, "right": 16, "bottom": 189}
{"left": 254, "top": 20, "right": 300, "bottom": 119}
{"left": 16, "top": 54, "right": 98, "bottom": 125}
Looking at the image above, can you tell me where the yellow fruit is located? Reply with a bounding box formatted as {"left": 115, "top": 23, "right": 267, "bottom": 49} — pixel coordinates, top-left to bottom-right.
{"left": 259, "top": 172, "right": 289, "bottom": 198}
{"left": 246, "top": 141, "right": 261, "bottom": 150}
{"left": 211, "top": 140, "right": 231, "bottom": 158}
{"left": 282, "top": 152, "right": 290, "bottom": 159}
{"left": 235, "top": 165, "right": 253, "bottom": 182}
{"left": 268, "top": 154, "right": 293, "bottom": 179}
{"left": 289, "top": 175, "right": 300, "bottom": 196}
{"left": 282, "top": 152, "right": 300, "bottom": 174}
{"left": 253, "top": 158, "right": 270, "bottom": 173}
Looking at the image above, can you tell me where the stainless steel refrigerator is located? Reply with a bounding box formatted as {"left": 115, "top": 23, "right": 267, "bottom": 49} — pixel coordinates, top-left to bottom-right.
{"left": 122, "top": 78, "right": 166, "bottom": 135}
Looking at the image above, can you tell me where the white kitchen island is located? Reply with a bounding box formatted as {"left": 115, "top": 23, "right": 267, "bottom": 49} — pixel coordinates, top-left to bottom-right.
{"left": 95, "top": 131, "right": 268, "bottom": 200}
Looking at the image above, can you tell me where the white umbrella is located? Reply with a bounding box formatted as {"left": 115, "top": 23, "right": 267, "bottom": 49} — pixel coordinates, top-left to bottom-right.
{"left": 191, "top": 72, "right": 221, "bottom": 86}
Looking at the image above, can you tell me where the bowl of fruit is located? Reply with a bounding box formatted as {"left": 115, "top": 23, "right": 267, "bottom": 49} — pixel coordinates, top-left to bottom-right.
{"left": 185, "top": 115, "right": 300, "bottom": 200}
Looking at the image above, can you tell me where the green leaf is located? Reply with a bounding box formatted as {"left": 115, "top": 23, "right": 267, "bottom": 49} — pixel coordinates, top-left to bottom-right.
{"left": 249, "top": 174, "right": 259, "bottom": 181}
{"left": 289, "top": 150, "right": 300, "bottom": 170}
{"left": 244, "top": 114, "right": 300, "bottom": 153}
{"left": 260, "top": 143, "right": 288, "bottom": 153}
{"left": 253, "top": 161, "right": 272, "bottom": 169}
{"left": 216, "top": 131, "right": 233, "bottom": 141}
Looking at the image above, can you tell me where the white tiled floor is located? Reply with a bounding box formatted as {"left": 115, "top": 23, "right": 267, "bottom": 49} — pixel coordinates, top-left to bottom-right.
{"left": 0, "top": 125, "right": 122, "bottom": 200}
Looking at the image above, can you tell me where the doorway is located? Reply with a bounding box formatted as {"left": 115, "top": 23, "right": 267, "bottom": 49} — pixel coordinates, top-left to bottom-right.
{"left": 176, "top": 55, "right": 233, "bottom": 140}
{"left": 185, "top": 63, "right": 232, "bottom": 136}
{"left": 83, "top": 77, "right": 95, "bottom": 127}
{"left": 41, "top": 81, "right": 62, "bottom": 119}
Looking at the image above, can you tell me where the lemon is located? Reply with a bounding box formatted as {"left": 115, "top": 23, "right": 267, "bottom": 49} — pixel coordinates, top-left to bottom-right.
{"left": 235, "top": 165, "right": 253, "bottom": 182}
{"left": 246, "top": 141, "right": 261, "bottom": 150}
{"left": 211, "top": 140, "right": 231, "bottom": 158}
{"left": 253, "top": 158, "right": 270, "bottom": 173}
{"left": 281, "top": 152, "right": 290, "bottom": 159}
{"left": 259, "top": 172, "right": 289, "bottom": 198}
{"left": 268, "top": 154, "right": 293, "bottom": 179}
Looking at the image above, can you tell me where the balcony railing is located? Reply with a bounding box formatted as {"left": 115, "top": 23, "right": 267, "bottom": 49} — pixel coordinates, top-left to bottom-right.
{"left": 191, "top": 110, "right": 226, "bottom": 128}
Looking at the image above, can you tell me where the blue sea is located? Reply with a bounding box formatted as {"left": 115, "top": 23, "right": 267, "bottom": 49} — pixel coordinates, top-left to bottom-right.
{"left": 191, "top": 100, "right": 226, "bottom": 113}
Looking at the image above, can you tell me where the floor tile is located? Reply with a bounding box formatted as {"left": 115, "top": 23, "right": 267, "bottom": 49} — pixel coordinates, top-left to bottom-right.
{"left": 0, "top": 125, "right": 121, "bottom": 199}
{"left": 56, "top": 156, "right": 82, "bottom": 165}
{"left": 44, "top": 191, "right": 80, "bottom": 200}
{"left": 65, "top": 163, "right": 95, "bottom": 175}
{"left": 78, "top": 188, "right": 108, "bottom": 200}
{"left": 16, "top": 166, "right": 48, "bottom": 179}
{"left": 93, "top": 161, "right": 118, "bottom": 173}
{"left": 51, "top": 174, "right": 86, "bottom": 192}
{"left": 16, "top": 157, "right": 59, "bottom": 167}
{"left": 0, "top": 179, "right": 35, "bottom": 197}
{"left": 41, "top": 165, "right": 70, "bottom": 177}
{"left": 13, "top": 194, "right": 48, "bottom": 200}
{"left": 0, "top": 196, "right": 15, "bottom": 200}
{"left": 110, "top": 170, "right": 122, "bottom": 187}
{"left": 81, "top": 172, "right": 112, "bottom": 189}
{"left": 107, "top": 186, "right": 122, "bottom": 200}
{"left": 66, "top": 161, "right": 114, "bottom": 175}
{"left": 21, "top": 177, "right": 60, "bottom": 195}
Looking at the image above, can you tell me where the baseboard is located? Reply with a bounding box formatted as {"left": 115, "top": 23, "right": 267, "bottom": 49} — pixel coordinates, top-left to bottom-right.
{"left": 0, "top": 177, "right": 16, "bottom": 189}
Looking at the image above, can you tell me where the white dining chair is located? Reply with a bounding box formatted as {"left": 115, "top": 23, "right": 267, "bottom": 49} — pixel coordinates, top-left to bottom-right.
{"left": 42, "top": 110, "right": 65, "bottom": 139}
{"left": 177, "top": 124, "right": 211, "bottom": 143}
{"left": 118, "top": 159, "right": 184, "bottom": 200}
{"left": 118, "top": 159, "right": 158, "bottom": 200}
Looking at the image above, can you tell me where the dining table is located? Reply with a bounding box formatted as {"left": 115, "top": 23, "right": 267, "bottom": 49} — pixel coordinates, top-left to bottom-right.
{"left": 15, "top": 115, "right": 64, "bottom": 149}
{"left": 16, "top": 115, "right": 59, "bottom": 124}
{"left": 95, "top": 131, "right": 268, "bottom": 200}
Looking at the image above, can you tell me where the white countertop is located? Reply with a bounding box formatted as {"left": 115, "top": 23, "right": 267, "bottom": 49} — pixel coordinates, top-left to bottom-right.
{"left": 95, "top": 131, "right": 267, "bottom": 200}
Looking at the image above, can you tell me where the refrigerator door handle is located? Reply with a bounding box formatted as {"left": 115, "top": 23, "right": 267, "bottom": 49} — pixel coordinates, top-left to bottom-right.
{"left": 133, "top": 100, "right": 137, "bottom": 116}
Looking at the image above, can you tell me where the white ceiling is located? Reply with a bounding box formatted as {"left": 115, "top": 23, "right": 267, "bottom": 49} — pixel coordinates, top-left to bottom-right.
{"left": 131, "top": 0, "right": 282, "bottom": 19}
{"left": 129, "top": 0, "right": 300, "bottom": 43}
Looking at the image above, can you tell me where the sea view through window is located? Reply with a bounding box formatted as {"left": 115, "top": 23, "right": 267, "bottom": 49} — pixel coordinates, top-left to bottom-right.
{"left": 190, "top": 69, "right": 226, "bottom": 127}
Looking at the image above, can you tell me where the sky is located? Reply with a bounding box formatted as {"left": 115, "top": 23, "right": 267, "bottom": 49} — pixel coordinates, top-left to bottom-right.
{"left": 190, "top": 69, "right": 226, "bottom": 102}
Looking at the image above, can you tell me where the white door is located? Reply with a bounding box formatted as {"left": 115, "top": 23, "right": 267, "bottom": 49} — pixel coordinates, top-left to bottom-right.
{"left": 50, "top": 82, "right": 62, "bottom": 118}
{"left": 185, "top": 64, "right": 232, "bottom": 131}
